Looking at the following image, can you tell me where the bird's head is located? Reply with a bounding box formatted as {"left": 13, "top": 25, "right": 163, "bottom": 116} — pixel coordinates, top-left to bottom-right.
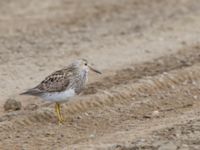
{"left": 71, "top": 59, "right": 102, "bottom": 74}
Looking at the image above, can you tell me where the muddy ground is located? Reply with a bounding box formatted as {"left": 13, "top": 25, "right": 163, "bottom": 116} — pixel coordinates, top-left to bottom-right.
{"left": 1, "top": 0, "right": 200, "bottom": 149}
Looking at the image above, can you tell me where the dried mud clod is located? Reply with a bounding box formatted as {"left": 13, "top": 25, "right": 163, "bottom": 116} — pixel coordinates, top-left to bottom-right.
{"left": 3, "top": 98, "right": 22, "bottom": 112}
{"left": 24, "top": 103, "right": 38, "bottom": 111}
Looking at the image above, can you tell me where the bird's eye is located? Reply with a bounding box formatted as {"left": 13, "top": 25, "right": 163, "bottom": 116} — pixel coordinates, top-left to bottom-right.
{"left": 84, "top": 63, "right": 87, "bottom": 66}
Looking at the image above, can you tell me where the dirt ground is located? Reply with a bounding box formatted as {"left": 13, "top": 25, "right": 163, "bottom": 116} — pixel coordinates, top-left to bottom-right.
{"left": 1, "top": 0, "right": 200, "bottom": 149}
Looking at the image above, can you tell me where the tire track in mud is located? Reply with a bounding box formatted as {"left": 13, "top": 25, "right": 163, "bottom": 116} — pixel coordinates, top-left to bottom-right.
{"left": 0, "top": 45, "right": 200, "bottom": 134}
{"left": 109, "top": 110, "right": 200, "bottom": 150}
{"left": 83, "top": 45, "right": 200, "bottom": 95}
{"left": 2, "top": 69, "right": 199, "bottom": 149}
{"left": 67, "top": 108, "right": 200, "bottom": 150}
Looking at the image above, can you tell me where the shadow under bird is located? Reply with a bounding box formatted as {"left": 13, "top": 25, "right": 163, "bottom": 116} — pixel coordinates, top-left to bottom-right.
{"left": 20, "top": 59, "right": 101, "bottom": 123}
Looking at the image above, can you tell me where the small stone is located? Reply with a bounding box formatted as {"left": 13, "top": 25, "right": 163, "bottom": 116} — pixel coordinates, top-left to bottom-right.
{"left": 24, "top": 103, "right": 38, "bottom": 111}
{"left": 4, "top": 98, "right": 22, "bottom": 112}
{"left": 76, "top": 115, "right": 82, "bottom": 119}
{"left": 158, "top": 142, "right": 177, "bottom": 150}
{"left": 84, "top": 112, "right": 89, "bottom": 116}
{"left": 89, "top": 134, "right": 95, "bottom": 138}
{"left": 180, "top": 144, "right": 189, "bottom": 150}
{"left": 44, "top": 132, "right": 55, "bottom": 137}
{"left": 152, "top": 110, "right": 159, "bottom": 117}
{"left": 193, "top": 95, "right": 198, "bottom": 100}
{"left": 192, "top": 81, "right": 197, "bottom": 85}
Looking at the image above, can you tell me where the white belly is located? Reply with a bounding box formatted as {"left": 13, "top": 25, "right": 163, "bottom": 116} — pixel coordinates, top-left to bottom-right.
{"left": 41, "top": 89, "right": 75, "bottom": 102}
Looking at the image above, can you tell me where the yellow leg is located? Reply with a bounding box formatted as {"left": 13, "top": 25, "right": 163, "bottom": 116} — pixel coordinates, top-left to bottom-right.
{"left": 55, "top": 103, "right": 63, "bottom": 124}
{"left": 57, "top": 103, "right": 64, "bottom": 122}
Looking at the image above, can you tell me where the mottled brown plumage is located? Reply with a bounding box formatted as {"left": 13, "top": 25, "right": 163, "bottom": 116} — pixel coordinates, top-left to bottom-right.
{"left": 21, "top": 59, "right": 101, "bottom": 123}
{"left": 22, "top": 68, "right": 73, "bottom": 95}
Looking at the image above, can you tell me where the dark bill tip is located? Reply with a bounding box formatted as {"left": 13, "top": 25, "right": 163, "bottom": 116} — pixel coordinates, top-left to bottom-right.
{"left": 89, "top": 66, "right": 102, "bottom": 74}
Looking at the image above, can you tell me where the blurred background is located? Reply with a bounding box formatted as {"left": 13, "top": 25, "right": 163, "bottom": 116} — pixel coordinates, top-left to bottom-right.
{"left": 1, "top": 0, "right": 200, "bottom": 149}
{"left": 1, "top": 0, "right": 200, "bottom": 104}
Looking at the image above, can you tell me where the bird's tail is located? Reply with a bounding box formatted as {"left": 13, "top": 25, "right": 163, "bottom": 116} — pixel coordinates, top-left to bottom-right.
{"left": 20, "top": 88, "right": 42, "bottom": 96}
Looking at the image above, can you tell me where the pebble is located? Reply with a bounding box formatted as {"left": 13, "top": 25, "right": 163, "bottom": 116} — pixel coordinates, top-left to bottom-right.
{"left": 152, "top": 110, "right": 160, "bottom": 117}
{"left": 89, "top": 134, "right": 95, "bottom": 138}
{"left": 24, "top": 103, "right": 38, "bottom": 111}
{"left": 193, "top": 95, "right": 198, "bottom": 100}
{"left": 158, "top": 142, "right": 177, "bottom": 150}
{"left": 3, "top": 98, "right": 22, "bottom": 112}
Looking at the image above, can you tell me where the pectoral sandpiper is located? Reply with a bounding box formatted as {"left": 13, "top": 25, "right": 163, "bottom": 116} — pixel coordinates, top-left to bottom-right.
{"left": 21, "top": 59, "right": 101, "bottom": 123}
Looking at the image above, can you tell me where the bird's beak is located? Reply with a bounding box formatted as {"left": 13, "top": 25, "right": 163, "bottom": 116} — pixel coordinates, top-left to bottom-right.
{"left": 88, "top": 65, "right": 102, "bottom": 74}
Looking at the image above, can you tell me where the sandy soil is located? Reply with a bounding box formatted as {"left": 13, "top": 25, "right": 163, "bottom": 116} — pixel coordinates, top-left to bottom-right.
{"left": 1, "top": 0, "right": 200, "bottom": 149}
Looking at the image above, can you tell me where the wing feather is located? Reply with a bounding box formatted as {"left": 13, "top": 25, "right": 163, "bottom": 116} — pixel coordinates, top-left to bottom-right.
{"left": 21, "top": 68, "right": 74, "bottom": 95}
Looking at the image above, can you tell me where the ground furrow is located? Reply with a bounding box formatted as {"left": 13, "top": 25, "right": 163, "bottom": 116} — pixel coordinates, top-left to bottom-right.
{"left": 0, "top": 63, "right": 200, "bottom": 133}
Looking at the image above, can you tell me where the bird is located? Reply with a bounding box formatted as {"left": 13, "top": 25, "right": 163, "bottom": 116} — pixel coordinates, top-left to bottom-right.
{"left": 20, "top": 59, "right": 101, "bottom": 123}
